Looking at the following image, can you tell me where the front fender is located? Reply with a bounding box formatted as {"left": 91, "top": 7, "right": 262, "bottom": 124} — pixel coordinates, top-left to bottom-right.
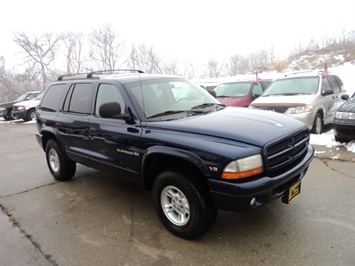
{"left": 141, "top": 145, "right": 211, "bottom": 189}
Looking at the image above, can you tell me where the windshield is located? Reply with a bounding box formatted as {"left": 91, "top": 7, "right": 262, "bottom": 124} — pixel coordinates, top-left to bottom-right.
{"left": 263, "top": 77, "right": 319, "bottom": 96}
{"left": 16, "top": 93, "right": 31, "bottom": 101}
{"left": 35, "top": 92, "right": 44, "bottom": 100}
{"left": 125, "top": 78, "right": 222, "bottom": 120}
{"left": 215, "top": 82, "right": 251, "bottom": 97}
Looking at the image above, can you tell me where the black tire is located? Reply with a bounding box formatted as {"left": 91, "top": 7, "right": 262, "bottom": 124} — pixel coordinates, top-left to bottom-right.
{"left": 45, "top": 139, "right": 76, "bottom": 181}
{"left": 311, "top": 112, "right": 323, "bottom": 134}
{"left": 4, "top": 110, "right": 14, "bottom": 120}
{"left": 25, "top": 109, "right": 36, "bottom": 121}
{"left": 335, "top": 136, "right": 348, "bottom": 143}
{"left": 152, "top": 169, "right": 217, "bottom": 239}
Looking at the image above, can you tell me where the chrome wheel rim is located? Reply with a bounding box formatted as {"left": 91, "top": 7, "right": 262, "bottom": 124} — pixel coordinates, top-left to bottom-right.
{"left": 30, "top": 112, "right": 37, "bottom": 121}
{"left": 161, "top": 185, "right": 190, "bottom": 226}
{"left": 48, "top": 148, "right": 60, "bottom": 173}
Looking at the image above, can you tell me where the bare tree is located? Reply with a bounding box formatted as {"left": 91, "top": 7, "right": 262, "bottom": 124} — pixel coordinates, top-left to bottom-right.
{"left": 182, "top": 62, "right": 196, "bottom": 79}
{"left": 89, "top": 24, "right": 125, "bottom": 70}
{"left": 64, "top": 32, "right": 85, "bottom": 73}
{"left": 127, "top": 43, "right": 163, "bottom": 74}
{"left": 204, "top": 59, "right": 223, "bottom": 78}
{"left": 13, "top": 31, "right": 64, "bottom": 91}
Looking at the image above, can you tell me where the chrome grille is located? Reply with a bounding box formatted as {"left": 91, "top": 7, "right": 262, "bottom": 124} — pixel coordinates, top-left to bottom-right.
{"left": 264, "top": 130, "right": 310, "bottom": 172}
{"left": 256, "top": 106, "right": 288, "bottom": 113}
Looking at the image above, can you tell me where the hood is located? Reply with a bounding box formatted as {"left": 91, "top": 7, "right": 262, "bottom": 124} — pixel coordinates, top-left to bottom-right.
{"left": 0, "top": 100, "right": 18, "bottom": 108}
{"left": 148, "top": 107, "right": 307, "bottom": 147}
{"left": 337, "top": 99, "right": 355, "bottom": 113}
{"left": 217, "top": 97, "right": 250, "bottom": 107}
{"left": 250, "top": 94, "right": 316, "bottom": 107}
{"left": 13, "top": 99, "right": 40, "bottom": 107}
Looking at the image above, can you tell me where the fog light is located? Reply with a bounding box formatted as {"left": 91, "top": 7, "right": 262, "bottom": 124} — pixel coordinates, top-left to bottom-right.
{"left": 250, "top": 197, "right": 256, "bottom": 206}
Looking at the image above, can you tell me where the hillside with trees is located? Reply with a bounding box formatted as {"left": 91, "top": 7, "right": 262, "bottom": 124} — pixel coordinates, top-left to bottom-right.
{"left": 1, "top": 24, "right": 354, "bottom": 101}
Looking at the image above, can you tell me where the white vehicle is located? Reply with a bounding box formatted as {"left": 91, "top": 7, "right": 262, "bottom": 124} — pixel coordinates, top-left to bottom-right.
{"left": 12, "top": 92, "right": 43, "bottom": 121}
{"left": 249, "top": 71, "right": 346, "bottom": 134}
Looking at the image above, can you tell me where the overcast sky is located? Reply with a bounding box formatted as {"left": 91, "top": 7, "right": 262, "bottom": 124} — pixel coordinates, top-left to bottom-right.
{"left": 0, "top": 0, "right": 354, "bottom": 69}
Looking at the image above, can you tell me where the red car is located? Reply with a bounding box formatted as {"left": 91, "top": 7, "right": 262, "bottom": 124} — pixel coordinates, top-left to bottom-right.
{"left": 215, "top": 79, "right": 272, "bottom": 107}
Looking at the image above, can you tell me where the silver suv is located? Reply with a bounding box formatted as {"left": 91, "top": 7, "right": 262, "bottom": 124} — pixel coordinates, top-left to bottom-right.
{"left": 249, "top": 71, "right": 346, "bottom": 134}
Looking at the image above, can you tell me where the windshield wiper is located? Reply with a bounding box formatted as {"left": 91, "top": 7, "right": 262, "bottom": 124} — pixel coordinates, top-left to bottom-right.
{"left": 264, "top": 93, "right": 301, "bottom": 96}
{"left": 191, "top": 103, "right": 225, "bottom": 109}
{"left": 147, "top": 110, "right": 185, "bottom": 119}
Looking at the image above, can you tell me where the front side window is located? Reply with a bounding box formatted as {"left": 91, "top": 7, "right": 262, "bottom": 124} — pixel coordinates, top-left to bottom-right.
{"left": 94, "top": 84, "right": 126, "bottom": 117}
{"left": 327, "top": 76, "right": 340, "bottom": 93}
{"left": 252, "top": 83, "right": 263, "bottom": 97}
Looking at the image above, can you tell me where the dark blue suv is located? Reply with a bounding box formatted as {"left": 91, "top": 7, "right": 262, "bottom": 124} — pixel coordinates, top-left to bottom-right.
{"left": 35, "top": 70, "right": 314, "bottom": 239}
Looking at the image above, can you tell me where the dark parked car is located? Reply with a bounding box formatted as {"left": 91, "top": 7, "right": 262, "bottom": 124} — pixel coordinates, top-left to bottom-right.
{"left": 35, "top": 70, "right": 314, "bottom": 239}
{"left": 0, "top": 91, "right": 41, "bottom": 120}
{"left": 215, "top": 79, "right": 272, "bottom": 107}
{"left": 333, "top": 92, "right": 355, "bottom": 142}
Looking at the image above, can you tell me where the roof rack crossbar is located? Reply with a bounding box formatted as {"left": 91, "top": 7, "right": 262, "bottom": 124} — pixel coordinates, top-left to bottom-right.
{"left": 87, "top": 69, "right": 144, "bottom": 78}
{"left": 58, "top": 73, "right": 89, "bottom": 81}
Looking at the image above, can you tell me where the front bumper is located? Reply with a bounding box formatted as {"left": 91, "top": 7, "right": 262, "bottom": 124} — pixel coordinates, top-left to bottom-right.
{"left": 208, "top": 144, "right": 314, "bottom": 212}
{"left": 333, "top": 119, "right": 355, "bottom": 141}
{"left": 288, "top": 112, "right": 314, "bottom": 130}
{"left": 12, "top": 110, "right": 28, "bottom": 120}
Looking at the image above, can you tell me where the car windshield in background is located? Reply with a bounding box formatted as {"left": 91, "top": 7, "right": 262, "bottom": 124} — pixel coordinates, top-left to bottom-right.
{"left": 263, "top": 77, "right": 319, "bottom": 96}
{"left": 215, "top": 82, "right": 251, "bottom": 97}
{"left": 16, "top": 93, "right": 30, "bottom": 101}
{"left": 35, "top": 93, "right": 44, "bottom": 100}
{"left": 125, "top": 79, "right": 221, "bottom": 119}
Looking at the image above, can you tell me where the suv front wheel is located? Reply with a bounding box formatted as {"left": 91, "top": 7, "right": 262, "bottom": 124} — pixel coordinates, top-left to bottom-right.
{"left": 45, "top": 139, "right": 76, "bottom": 181}
{"left": 152, "top": 169, "right": 217, "bottom": 239}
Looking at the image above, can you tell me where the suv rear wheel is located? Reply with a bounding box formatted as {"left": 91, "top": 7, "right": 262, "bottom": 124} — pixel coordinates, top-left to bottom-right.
{"left": 152, "top": 169, "right": 217, "bottom": 239}
{"left": 311, "top": 112, "right": 323, "bottom": 134}
{"left": 45, "top": 139, "right": 76, "bottom": 181}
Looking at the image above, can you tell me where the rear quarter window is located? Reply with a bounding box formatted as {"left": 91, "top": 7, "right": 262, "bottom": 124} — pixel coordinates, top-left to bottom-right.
{"left": 40, "top": 84, "right": 68, "bottom": 112}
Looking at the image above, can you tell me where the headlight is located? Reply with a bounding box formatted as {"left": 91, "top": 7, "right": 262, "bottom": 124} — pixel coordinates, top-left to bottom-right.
{"left": 17, "top": 106, "right": 26, "bottom": 110}
{"left": 221, "top": 154, "right": 263, "bottom": 180}
{"left": 286, "top": 105, "right": 313, "bottom": 114}
{"left": 335, "top": 111, "right": 355, "bottom": 120}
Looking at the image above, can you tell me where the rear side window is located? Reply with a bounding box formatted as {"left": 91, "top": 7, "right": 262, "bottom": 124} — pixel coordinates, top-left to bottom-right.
{"left": 40, "top": 84, "right": 67, "bottom": 112}
{"left": 63, "top": 83, "right": 92, "bottom": 115}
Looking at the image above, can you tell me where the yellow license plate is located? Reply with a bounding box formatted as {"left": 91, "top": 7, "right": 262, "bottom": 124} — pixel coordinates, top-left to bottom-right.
{"left": 287, "top": 181, "right": 301, "bottom": 203}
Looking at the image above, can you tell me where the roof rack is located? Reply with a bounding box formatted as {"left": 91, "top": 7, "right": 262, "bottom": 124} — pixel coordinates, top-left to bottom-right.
{"left": 284, "top": 69, "right": 332, "bottom": 77}
{"left": 86, "top": 69, "right": 144, "bottom": 78}
{"left": 57, "top": 69, "right": 144, "bottom": 81}
{"left": 58, "top": 73, "right": 89, "bottom": 81}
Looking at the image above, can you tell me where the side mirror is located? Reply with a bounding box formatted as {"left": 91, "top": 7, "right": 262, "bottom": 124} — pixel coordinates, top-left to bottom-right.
{"left": 321, "top": 89, "right": 334, "bottom": 96}
{"left": 341, "top": 94, "right": 349, "bottom": 101}
{"left": 99, "top": 102, "right": 130, "bottom": 120}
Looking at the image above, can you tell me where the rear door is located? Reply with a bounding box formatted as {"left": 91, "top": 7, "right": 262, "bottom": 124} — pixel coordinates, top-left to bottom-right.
{"left": 56, "top": 82, "right": 93, "bottom": 164}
